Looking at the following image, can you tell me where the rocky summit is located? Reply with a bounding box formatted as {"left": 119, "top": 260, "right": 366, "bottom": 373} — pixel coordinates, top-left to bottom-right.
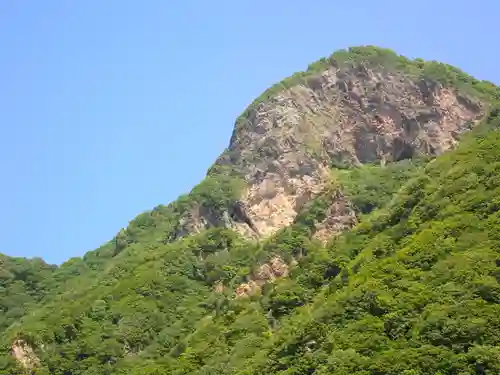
{"left": 2, "top": 46, "right": 500, "bottom": 375}
{"left": 175, "top": 47, "right": 488, "bottom": 242}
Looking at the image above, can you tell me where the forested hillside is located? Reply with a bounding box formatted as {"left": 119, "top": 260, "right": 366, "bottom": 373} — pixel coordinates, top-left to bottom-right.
{"left": 0, "top": 256, "right": 56, "bottom": 334}
{"left": 1, "top": 47, "right": 500, "bottom": 374}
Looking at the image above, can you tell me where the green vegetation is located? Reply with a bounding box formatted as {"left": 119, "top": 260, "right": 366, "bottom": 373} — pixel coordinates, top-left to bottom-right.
{"left": 0, "top": 255, "right": 56, "bottom": 334}
{"left": 0, "top": 165, "right": 249, "bottom": 375}
{"left": 334, "top": 158, "right": 426, "bottom": 215}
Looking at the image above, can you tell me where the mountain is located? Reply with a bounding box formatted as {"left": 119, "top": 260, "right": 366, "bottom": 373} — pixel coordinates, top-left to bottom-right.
{"left": 1, "top": 46, "right": 500, "bottom": 375}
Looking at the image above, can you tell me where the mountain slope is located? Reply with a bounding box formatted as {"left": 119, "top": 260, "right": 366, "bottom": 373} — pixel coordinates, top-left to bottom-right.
{"left": 1, "top": 46, "right": 500, "bottom": 374}
{"left": 127, "top": 107, "right": 500, "bottom": 375}
{"left": 0, "top": 255, "right": 56, "bottom": 334}
{"left": 235, "top": 108, "right": 500, "bottom": 375}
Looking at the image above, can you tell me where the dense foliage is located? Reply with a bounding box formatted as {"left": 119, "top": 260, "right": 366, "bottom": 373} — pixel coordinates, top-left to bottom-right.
{"left": 334, "top": 158, "right": 426, "bottom": 215}
{"left": 0, "top": 255, "right": 56, "bottom": 334}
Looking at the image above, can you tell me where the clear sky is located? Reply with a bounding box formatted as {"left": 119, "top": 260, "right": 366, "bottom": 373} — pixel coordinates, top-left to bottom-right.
{"left": 0, "top": 1, "right": 498, "bottom": 264}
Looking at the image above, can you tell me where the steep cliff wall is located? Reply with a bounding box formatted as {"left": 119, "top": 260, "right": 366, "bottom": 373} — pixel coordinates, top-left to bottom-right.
{"left": 208, "top": 49, "right": 487, "bottom": 239}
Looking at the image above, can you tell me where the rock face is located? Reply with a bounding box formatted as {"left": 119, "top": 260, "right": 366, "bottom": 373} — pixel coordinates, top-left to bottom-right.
{"left": 235, "top": 256, "right": 289, "bottom": 298}
{"left": 170, "top": 200, "right": 260, "bottom": 242}
{"left": 313, "top": 188, "right": 358, "bottom": 243}
{"left": 214, "top": 61, "right": 484, "bottom": 238}
{"left": 11, "top": 339, "right": 40, "bottom": 370}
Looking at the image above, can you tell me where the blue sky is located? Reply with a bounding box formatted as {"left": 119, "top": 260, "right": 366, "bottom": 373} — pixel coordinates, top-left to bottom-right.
{"left": 0, "top": 1, "right": 498, "bottom": 264}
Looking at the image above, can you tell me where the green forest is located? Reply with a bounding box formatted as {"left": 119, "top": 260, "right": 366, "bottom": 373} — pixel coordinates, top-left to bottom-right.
{"left": 1, "top": 47, "right": 500, "bottom": 374}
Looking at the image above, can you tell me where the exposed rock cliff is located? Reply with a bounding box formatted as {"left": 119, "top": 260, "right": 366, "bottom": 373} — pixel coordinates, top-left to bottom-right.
{"left": 171, "top": 200, "right": 259, "bottom": 241}
{"left": 235, "top": 255, "right": 289, "bottom": 298}
{"left": 11, "top": 339, "right": 40, "bottom": 370}
{"left": 173, "top": 47, "right": 489, "bottom": 243}
{"left": 313, "top": 188, "right": 358, "bottom": 243}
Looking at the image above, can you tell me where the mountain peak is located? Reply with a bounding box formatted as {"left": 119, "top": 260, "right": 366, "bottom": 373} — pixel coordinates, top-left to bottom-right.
{"left": 196, "top": 46, "right": 493, "bottom": 239}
